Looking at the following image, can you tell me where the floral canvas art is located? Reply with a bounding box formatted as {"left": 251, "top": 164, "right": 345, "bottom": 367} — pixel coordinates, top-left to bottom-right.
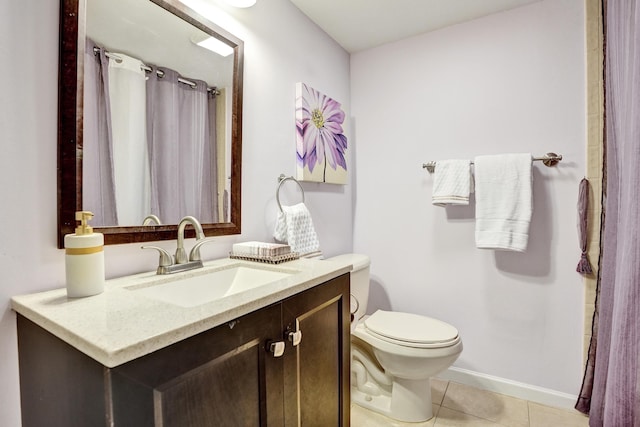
{"left": 295, "top": 83, "right": 348, "bottom": 184}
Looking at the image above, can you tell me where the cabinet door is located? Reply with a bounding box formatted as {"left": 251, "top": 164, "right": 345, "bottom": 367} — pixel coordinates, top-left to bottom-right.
{"left": 281, "top": 273, "right": 350, "bottom": 427}
{"left": 17, "top": 315, "right": 108, "bottom": 427}
{"left": 111, "top": 303, "right": 284, "bottom": 427}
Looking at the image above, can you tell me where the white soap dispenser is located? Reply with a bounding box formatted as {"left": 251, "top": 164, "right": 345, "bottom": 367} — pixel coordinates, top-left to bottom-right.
{"left": 64, "top": 211, "right": 105, "bottom": 298}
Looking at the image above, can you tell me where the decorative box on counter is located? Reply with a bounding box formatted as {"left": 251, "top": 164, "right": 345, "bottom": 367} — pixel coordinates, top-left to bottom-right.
{"left": 230, "top": 241, "right": 299, "bottom": 264}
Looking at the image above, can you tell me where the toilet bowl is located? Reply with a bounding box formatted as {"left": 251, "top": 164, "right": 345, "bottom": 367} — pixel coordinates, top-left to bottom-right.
{"left": 325, "top": 254, "right": 463, "bottom": 423}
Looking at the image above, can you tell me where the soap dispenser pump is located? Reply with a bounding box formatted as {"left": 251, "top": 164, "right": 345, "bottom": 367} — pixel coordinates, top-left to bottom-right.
{"left": 64, "top": 211, "right": 105, "bottom": 297}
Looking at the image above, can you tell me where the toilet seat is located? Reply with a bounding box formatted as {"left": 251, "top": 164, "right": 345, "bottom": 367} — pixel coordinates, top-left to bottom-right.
{"left": 364, "top": 310, "right": 460, "bottom": 349}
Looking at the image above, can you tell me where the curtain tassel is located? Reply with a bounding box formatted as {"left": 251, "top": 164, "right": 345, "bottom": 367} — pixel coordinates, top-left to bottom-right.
{"left": 576, "top": 178, "right": 592, "bottom": 275}
{"left": 576, "top": 251, "right": 593, "bottom": 275}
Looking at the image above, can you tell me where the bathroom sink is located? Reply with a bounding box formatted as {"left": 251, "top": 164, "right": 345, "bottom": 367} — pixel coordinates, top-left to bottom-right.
{"left": 127, "top": 264, "right": 297, "bottom": 308}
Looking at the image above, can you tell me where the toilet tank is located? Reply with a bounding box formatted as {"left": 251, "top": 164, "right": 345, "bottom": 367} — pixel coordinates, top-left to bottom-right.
{"left": 325, "top": 254, "right": 370, "bottom": 321}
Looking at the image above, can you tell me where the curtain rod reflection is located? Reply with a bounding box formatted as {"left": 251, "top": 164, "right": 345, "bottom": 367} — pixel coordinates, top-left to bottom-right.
{"left": 93, "top": 46, "right": 220, "bottom": 95}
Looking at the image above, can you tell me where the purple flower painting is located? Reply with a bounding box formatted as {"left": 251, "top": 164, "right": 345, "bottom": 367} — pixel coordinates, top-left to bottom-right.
{"left": 296, "top": 83, "right": 348, "bottom": 184}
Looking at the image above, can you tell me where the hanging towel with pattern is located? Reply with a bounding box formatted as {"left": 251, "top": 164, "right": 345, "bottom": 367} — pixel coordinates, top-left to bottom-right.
{"left": 273, "top": 203, "right": 320, "bottom": 256}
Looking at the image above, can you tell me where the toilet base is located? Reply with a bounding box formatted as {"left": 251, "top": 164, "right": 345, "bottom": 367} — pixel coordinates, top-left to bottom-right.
{"left": 351, "top": 377, "right": 434, "bottom": 423}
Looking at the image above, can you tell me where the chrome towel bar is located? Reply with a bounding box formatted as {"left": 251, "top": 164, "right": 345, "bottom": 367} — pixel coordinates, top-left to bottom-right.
{"left": 422, "top": 152, "right": 563, "bottom": 173}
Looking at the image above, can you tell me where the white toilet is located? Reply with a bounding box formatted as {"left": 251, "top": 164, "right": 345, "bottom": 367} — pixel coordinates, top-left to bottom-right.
{"left": 326, "top": 254, "right": 463, "bottom": 423}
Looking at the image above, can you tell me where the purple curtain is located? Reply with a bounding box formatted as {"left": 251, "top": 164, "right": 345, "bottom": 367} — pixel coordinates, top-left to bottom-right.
{"left": 83, "top": 40, "right": 117, "bottom": 226}
{"left": 577, "top": 1, "right": 640, "bottom": 425}
{"left": 146, "top": 67, "right": 217, "bottom": 224}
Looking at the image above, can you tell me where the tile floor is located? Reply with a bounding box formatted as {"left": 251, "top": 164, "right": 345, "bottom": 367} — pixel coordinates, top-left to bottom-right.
{"left": 351, "top": 379, "right": 589, "bottom": 427}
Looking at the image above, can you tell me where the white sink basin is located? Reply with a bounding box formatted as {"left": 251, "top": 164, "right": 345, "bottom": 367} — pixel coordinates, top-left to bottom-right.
{"left": 127, "top": 264, "right": 297, "bottom": 308}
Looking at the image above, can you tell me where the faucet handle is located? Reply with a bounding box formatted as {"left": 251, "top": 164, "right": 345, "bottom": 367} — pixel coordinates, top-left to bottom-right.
{"left": 189, "top": 238, "right": 215, "bottom": 262}
{"left": 141, "top": 246, "right": 173, "bottom": 267}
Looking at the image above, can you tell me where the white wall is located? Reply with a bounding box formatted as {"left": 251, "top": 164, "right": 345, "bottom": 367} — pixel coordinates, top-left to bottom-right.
{"left": 351, "top": 0, "right": 586, "bottom": 396}
{"left": 0, "top": 0, "right": 351, "bottom": 425}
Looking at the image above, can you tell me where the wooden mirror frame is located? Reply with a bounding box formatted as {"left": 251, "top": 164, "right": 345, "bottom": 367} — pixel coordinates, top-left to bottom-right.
{"left": 57, "top": 0, "right": 243, "bottom": 248}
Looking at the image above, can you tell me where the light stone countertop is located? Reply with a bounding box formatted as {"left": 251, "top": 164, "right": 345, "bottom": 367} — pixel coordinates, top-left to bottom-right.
{"left": 11, "top": 257, "right": 351, "bottom": 368}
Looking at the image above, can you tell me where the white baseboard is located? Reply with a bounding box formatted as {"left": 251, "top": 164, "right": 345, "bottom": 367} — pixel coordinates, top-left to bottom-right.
{"left": 436, "top": 367, "right": 579, "bottom": 411}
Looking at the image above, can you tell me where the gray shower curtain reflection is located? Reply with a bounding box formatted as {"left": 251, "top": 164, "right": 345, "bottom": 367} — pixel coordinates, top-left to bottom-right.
{"left": 146, "top": 66, "right": 217, "bottom": 225}
{"left": 83, "top": 41, "right": 117, "bottom": 226}
{"left": 83, "top": 41, "right": 218, "bottom": 226}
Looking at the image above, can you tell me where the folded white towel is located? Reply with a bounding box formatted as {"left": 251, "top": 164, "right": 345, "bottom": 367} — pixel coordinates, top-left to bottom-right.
{"left": 273, "top": 203, "right": 320, "bottom": 255}
{"left": 432, "top": 159, "right": 473, "bottom": 206}
{"left": 474, "top": 153, "right": 532, "bottom": 252}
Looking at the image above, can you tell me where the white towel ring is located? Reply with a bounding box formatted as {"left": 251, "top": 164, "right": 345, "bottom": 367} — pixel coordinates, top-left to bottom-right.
{"left": 276, "top": 174, "right": 305, "bottom": 212}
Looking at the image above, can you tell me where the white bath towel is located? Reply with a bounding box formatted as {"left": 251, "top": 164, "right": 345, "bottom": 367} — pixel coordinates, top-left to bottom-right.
{"left": 273, "top": 203, "right": 320, "bottom": 255}
{"left": 432, "top": 159, "right": 473, "bottom": 206}
{"left": 474, "top": 153, "right": 533, "bottom": 252}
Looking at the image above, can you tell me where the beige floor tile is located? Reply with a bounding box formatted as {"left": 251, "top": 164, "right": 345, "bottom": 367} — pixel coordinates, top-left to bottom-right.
{"left": 434, "top": 407, "right": 506, "bottom": 427}
{"left": 351, "top": 403, "right": 438, "bottom": 427}
{"left": 352, "top": 381, "right": 592, "bottom": 427}
{"left": 441, "top": 382, "right": 529, "bottom": 427}
{"left": 432, "top": 378, "right": 449, "bottom": 405}
{"left": 528, "top": 402, "right": 589, "bottom": 427}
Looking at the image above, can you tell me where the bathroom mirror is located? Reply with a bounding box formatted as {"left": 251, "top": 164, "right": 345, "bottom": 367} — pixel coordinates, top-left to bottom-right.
{"left": 58, "top": 0, "right": 243, "bottom": 247}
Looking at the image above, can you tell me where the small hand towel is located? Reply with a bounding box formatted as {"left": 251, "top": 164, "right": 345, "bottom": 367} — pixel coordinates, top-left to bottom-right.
{"left": 474, "top": 153, "right": 533, "bottom": 252}
{"left": 273, "top": 203, "right": 321, "bottom": 256}
{"left": 432, "top": 159, "right": 473, "bottom": 206}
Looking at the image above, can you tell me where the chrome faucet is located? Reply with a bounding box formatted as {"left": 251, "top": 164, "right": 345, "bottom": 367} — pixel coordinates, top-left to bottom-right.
{"left": 175, "top": 216, "right": 205, "bottom": 264}
{"left": 142, "top": 216, "right": 214, "bottom": 275}
{"left": 142, "top": 214, "right": 162, "bottom": 226}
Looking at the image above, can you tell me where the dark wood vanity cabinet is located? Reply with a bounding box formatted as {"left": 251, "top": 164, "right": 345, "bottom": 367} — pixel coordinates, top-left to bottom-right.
{"left": 17, "top": 273, "right": 350, "bottom": 427}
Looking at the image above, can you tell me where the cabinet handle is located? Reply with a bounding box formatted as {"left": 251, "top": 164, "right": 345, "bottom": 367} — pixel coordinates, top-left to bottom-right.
{"left": 288, "top": 330, "right": 302, "bottom": 346}
{"left": 267, "top": 340, "right": 285, "bottom": 357}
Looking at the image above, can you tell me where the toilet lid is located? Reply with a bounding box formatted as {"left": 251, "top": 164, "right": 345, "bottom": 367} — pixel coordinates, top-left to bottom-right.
{"left": 364, "top": 310, "right": 459, "bottom": 347}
